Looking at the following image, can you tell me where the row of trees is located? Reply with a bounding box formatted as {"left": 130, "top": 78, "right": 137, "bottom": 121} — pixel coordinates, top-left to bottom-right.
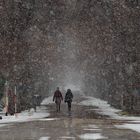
{"left": 76, "top": 0, "right": 140, "bottom": 112}
{"left": 0, "top": 0, "right": 139, "bottom": 112}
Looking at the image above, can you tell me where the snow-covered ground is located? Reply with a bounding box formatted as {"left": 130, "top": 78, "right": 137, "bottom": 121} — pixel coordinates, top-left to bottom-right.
{"left": 39, "top": 136, "right": 50, "bottom": 140}
{"left": 0, "top": 96, "right": 54, "bottom": 128}
{"left": 79, "top": 96, "right": 140, "bottom": 133}
{"left": 79, "top": 133, "right": 108, "bottom": 140}
{"left": 0, "top": 106, "right": 49, "bottom": 127}
{"left": 115, "top": 124, "right": 140, "bottom": 133}
{"left": 41, "top": 96, "right": 54, "bottom": 105}
{"left": 79, "top": 96, "right": 138, "bottom": 120}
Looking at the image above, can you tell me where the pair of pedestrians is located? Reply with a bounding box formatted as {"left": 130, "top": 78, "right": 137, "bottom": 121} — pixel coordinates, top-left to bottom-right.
{"left": 53, "top": 87, "right": 73, "bottom": 112}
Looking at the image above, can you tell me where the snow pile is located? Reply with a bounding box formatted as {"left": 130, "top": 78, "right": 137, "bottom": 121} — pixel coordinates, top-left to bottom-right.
{"left": 79, "top": 133, "right": 108, "bottom": 140}
{"left": 0, "top": 107, "right": 49, "bottom": 124}
{"left": 39, "top": 136, "right": 50, "bottom": 140}
{"left": 41, "top": 96, "right": 53, "bottom": 105}
{"left": 115, "top": 124, "right": 140, "bottom": 133}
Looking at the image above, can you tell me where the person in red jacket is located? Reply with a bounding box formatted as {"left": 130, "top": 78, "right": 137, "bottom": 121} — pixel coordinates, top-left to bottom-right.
{"left": 53, "top": 87, "right": 63, "bottom": 112}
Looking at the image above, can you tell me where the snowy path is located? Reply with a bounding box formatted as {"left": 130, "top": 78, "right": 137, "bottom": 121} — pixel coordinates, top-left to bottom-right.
{"left": 0, "top": 93, "right": 139, "bottom": 140}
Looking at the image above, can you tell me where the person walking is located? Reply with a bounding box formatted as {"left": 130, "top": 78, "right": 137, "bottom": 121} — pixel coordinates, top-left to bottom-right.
{"left": 53, "top": 87, "right": 63, "bottom": 112}
{"left": 65, "top": 89, "right": 73, "bottom": 111}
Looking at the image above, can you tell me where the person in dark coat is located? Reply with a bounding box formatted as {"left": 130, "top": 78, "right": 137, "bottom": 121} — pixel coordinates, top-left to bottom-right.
{"left": 65, "top": 89, "right": 73, "bottom": 111}
{"left": 53, "top": 87, "right": 63, "bottom": 112}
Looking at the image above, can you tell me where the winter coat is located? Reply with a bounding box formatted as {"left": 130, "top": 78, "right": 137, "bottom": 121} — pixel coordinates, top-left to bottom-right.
{"left": 65, "top": 91, "right": 73, "bottom": 103}
{"left": 53, "top": 90, "right": 63, "bottom": 104}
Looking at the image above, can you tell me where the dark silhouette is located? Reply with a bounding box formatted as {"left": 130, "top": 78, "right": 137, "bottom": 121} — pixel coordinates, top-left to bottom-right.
{"left": 53, "top": 87, "right": 63, "bottom": 112}
{"left": 65, "top": 89, "right": 73, "bottom": 111}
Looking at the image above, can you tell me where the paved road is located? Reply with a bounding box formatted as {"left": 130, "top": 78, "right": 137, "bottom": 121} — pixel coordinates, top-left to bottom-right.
{"left": 0, "top": 95, "right": 139, "bottom": 140}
